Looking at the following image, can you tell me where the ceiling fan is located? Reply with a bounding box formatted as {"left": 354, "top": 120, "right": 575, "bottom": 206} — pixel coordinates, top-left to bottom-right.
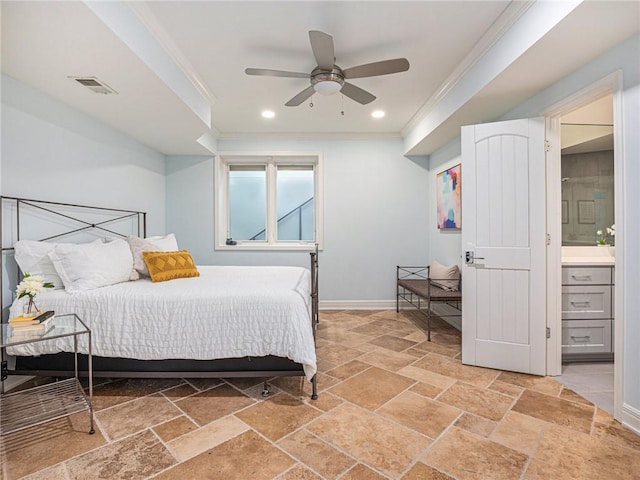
{"left": 245, "top": 30, "right": 410, "bottom": 107}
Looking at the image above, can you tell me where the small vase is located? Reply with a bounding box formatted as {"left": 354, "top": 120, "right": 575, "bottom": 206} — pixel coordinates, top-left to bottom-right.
{"left": 23, "top": 297, "right": 39, "bottom": 317}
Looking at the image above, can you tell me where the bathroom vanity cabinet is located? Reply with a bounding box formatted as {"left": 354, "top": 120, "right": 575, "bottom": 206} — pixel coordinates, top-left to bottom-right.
{"left": 561, "top": 265, "right": 614, "bottom": 361}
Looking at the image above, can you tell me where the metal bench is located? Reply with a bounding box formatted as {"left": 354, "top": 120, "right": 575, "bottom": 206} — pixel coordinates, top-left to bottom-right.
{"left": 396, "top": 265, "right": 462, "bottom": 341}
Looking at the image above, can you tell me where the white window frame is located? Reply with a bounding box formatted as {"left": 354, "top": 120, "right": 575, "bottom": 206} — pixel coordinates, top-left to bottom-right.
{"left": 215, "top": 151, "right": 323, "bottom": 251}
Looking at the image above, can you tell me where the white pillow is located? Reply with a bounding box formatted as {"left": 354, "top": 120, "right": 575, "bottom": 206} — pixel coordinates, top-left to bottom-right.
{"left": 14, "top": 239, "right": 101, "bottom": 289}
{"left": 429, "top": 260, "right": 460, "bottom": 291}
{"left": 146, "top": 233, "right": 179, "bottom": 251}
{"left": 48, "top": 239, "right": 134, "bottom": 293}
{"left": 127, "top": 234, "right": 180, "bottom": 277}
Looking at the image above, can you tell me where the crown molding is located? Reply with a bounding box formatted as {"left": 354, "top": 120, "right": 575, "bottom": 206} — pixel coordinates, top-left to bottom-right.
{"left": 217, "top": 131, "right": 402, "bottom": 141}
{"left": 401, "top": 0, "right": 535, "bottom": 137}
{"left": 125, "top": 1, "right": 217, "bottom": 107}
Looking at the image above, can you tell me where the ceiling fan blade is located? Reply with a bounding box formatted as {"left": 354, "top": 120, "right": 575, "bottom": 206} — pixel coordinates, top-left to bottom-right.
{"left": 245, "top": 68, "right": 309, "bottom": 79}
{"left": 285, "top": 85, "right": 315, "bottom": 107}
{"left": 309, "top": 31, "right": 335, "bottom": 70}
{"left": 341, "top": 82, "right": 376, "bottom": 105}
{"left": 343, "top": 58, "right": 410, "bottom": 79}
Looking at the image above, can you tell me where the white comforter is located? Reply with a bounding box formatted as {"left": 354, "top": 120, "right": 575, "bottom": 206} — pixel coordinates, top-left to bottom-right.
{"left": 8, "top": 266, "right": 317, "bottom": 380}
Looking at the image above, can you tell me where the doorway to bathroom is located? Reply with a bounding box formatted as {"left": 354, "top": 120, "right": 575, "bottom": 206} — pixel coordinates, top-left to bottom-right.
{"left": 556, "top": 94, "right": 615, "bottom": 413}
{"left": 544, "top": 72, "right": 623, "bottom": 418}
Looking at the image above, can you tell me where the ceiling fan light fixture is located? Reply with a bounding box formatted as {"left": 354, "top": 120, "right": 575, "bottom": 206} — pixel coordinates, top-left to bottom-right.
{"left": 371, "top": 110, "right": 385, "bottom": 119}
{"left": 311, "top": 68, "right": 344, "bottom": 96}
{"left": 261, "top": 110, "right": 275, "bottom": 119}
{"left": 314, "top": 80, "right": 342, "bottom": 96}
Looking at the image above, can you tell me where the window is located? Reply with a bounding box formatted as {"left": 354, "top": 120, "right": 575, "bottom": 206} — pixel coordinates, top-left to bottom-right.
{"left": 215, "top": 153, "right": 323, "bottom": 250}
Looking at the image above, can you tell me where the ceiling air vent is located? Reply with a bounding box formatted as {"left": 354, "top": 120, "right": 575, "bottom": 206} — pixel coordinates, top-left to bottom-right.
{"left": 69, "top": 76, "right": 118, "bottom": 95}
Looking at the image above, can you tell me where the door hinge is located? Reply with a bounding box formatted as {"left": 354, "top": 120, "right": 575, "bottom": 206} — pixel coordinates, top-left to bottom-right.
{"left": 545, "top": 139, "right": 551, "bottom": 153}
{"left": 546, "top": 234, "right": 551, "bottom": 246}
{"left": 1, "top": 360, "right": 7, "bottom": 382}
{"left": 546, "top": 327, "right": 551, "bottom": 339}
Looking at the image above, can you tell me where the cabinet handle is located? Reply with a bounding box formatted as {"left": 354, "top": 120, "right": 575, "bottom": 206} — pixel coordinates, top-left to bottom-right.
{"left": 570, "top": 301, "right": 591, "bottom": 307}
{"left": 571, "top": 275, "right": 592, "bottom": 281}
{"left": 570, "top": 335, "right": 591, "bottom": 342}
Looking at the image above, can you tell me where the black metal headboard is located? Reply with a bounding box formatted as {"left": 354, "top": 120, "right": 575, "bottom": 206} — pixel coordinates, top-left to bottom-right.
{"left": 1, "top": 196, "right": 146, "bottom": 320}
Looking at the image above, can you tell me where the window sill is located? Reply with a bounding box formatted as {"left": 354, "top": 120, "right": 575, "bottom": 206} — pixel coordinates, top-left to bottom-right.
{"left": 215, "top": 242, "right": 320, "bottom": 252}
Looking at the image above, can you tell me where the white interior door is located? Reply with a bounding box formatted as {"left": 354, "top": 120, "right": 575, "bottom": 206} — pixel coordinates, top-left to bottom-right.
{"left": 461, "top": 117, "right": 547, "bottom": 375}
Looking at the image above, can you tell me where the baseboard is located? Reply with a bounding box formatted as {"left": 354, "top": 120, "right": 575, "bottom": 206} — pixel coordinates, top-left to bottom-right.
{"left": 318, "top": 300, "right": 462, "bottom": 330}
{"left": 319, "top": 299, "right": 458, "bottom": 310}
{"left": 621, "top": 403, "right": 640, "bottom": 435}
{"left": 319, "top": 300, "right": 396, "bottom": 310}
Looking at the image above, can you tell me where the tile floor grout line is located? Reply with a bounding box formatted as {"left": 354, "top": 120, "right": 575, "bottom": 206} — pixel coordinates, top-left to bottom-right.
{"left": 417, "top": 410, "right": 468, "bottom": 480}
{"left": 60, "top": 458, "right": 72, "bottom": 480}
{"left": 92, "top": 379, "right": 189, "bottom": 415}
{"left": 516, "top": 421, "right": 551, "bottom": 480}
{"left": 148, "top": 425, "right": 182, "bottom": 466}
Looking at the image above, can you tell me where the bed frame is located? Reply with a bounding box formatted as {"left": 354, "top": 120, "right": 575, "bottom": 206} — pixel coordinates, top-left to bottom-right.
{"left": 0, "top": 196, "right": 319, "bottom": 399}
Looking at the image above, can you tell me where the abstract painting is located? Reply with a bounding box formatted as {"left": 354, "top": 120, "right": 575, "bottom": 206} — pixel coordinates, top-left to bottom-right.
{"left": 437, "top": 164, "right": 461, "bottom": 229}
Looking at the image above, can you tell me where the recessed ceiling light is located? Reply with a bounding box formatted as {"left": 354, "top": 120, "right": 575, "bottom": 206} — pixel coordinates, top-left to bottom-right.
{"left": 261, "top": 110, "right": 275, "bottom": 119}
{"left": 371, "top": 110, "right": 385, "bottom": 119}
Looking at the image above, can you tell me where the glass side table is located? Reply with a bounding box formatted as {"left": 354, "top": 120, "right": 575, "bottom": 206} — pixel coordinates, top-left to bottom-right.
{"left": 0, "top": 313, "right": 94, "bottom": 436}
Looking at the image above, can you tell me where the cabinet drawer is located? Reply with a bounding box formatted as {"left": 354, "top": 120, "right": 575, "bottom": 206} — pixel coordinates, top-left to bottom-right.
{"left": 562, "top": 267, "right": 611, "bottom": 285}
{"left": 562, "top": 285, "right": 611, "bottom": 319}
{"left": 562, "top": 319, "right": 612, "bottom": 354}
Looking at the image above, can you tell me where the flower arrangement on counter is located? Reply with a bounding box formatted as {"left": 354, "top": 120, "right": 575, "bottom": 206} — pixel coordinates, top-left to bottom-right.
{"left": 596, "top": 224, "right": 615, "bottom": 245}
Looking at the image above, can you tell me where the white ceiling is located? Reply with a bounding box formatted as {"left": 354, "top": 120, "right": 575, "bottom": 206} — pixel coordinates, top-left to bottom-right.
{"left": 1, "top": 1, "right": 639, "bottom": 156}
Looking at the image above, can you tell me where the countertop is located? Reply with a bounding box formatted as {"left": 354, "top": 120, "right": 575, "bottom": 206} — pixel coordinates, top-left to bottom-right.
{"left": 562, "top": 257, "right": 615, "bottom": 266}
{"left": 561, "top": 246, "right": 615, "bottom": 266}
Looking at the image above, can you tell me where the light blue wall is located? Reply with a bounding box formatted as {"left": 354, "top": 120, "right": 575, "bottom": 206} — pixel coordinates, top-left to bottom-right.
{"left": 1, "top": 75, "right": 167, "bottom": 232}
{"left": 1, "top": 74, "right": 167, "bottom": 314}
{"left": 426, "top": 33, "right": 640, "bottom": 430}
{"left": 166, "top": 138, "right": 430, "bottom": 303}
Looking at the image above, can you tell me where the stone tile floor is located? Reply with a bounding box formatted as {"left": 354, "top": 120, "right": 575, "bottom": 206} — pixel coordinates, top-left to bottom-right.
{"left": 556, "top": 361, "right": 615, "bottom": 414}
{"left": 1, "top": 310, "right": 639, "bottom": 479}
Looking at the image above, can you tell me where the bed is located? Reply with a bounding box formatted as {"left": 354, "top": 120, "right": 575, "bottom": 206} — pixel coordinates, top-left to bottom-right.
{"left": 0, "top": 196, "right": 319, "bottom": 399}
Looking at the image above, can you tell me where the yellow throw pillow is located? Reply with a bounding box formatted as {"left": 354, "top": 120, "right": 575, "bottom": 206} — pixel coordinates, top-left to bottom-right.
{"left": 142, "top": 250, "right": 199, "bottom": 283}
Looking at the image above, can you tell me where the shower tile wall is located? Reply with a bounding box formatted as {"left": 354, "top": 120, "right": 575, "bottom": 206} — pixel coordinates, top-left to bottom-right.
{"left": 561, "top": 150, "right": 614, "bottom": 246}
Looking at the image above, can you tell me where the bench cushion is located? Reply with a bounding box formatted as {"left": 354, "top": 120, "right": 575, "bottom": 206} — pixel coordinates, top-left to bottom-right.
{"left": 397, "top": 279, "right": 462, "bottom": 301}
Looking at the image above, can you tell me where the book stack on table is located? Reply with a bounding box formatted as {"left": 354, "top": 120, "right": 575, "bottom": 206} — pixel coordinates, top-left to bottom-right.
{"left": 8, "top": 310, "right": 55, "bottom": 341}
